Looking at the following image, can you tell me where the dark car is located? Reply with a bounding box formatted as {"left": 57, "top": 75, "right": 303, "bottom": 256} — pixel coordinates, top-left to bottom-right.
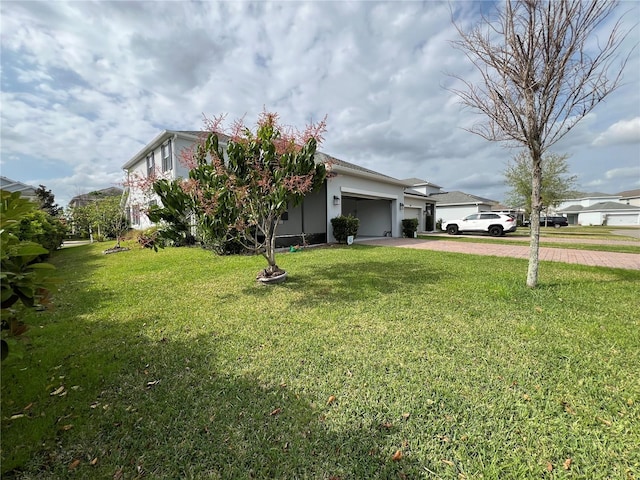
{"left": 523, "top": 216, "right": 569, "bottom": 228}
{"left": 540, "top": 216, "right": 568, "bottom": 227}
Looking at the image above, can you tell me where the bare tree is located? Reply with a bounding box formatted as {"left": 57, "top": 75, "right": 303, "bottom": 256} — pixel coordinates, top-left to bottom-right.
{"left": 451, "top": 0, "right": 633, "bottom": 287}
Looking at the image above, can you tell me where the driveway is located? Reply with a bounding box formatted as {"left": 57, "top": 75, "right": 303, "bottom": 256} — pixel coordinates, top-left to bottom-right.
{"left": 357, "top": 237, "right": 640, "bottom": 270}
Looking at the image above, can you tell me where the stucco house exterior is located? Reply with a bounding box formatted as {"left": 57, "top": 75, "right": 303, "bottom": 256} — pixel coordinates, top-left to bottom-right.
{"left": 556, "top": 191, "right": 640, "bottom": 226}
{"left": 122, "top": 130, "right": 439, "bottom": 245}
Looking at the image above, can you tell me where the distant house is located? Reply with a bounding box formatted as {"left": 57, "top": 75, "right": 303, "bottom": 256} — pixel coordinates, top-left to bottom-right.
{"left": 427, "top": 190, "right": 499, "bottom": 224}
{"left": 0, "top": 176, "right": 37, "bottom": 200}
{"left": 618, "top": 189, "right": 640, "bottom": 207}
{"left": 68, "top": 187, "right": 124, "bottom": 209}
{"left": 122, "top": 130, "right": 440, "bottom": 244}
{"left": 556, "top": 192, "right": 640, "bottom": 226}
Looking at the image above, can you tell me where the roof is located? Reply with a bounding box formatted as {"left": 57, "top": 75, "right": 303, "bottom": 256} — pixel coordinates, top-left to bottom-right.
{"left": 0, "top": 176, "right": 37, "bottom": 197}
{"left": 559, "top": 201, "right": 640, "bottom": 213}
{"left": 122, "top": 130, "right": 211, "bottom": 170}
{"left": 428, "top": 190, "right": 498, "bottom": 206}
{"left": 69, "top": 187, "right": 124, "bottom": 207}
{"left": 563, "top": 191, "right": 619, "bottom": 200}
{"left": 402, "top": 177, "right": 443, "bottom": 189}
{"left": 617, "top": 189, "right": 640, "bottom": 199}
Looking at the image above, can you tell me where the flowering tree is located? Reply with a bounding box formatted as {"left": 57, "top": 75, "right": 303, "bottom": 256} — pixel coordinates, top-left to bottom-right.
{"left": 151, "top": 111, "right": 328, "bottom": 280}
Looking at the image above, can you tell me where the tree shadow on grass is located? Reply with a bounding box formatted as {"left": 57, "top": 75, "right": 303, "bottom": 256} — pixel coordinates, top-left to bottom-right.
{"left": 4, "top": 331, "right": 424, "bottom": 479}
{"left": 239, "top": 245, "right": 450, "bottom": 309}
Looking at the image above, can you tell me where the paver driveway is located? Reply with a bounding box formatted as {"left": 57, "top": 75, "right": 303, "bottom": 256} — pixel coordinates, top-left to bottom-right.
{"left": 358, "top": 237, "right": 640, "bottom": 270}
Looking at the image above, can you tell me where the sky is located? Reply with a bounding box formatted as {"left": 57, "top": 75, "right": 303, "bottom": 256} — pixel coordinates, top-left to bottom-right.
{"left": 1, "top": 0, "right": 639, "bottom": 207}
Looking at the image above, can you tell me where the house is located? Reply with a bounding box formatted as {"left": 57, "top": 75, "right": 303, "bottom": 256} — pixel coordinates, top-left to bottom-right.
{"left": 556, "top": 192, "right": 640, "bottom": 226}
{"left": 0, "top": 176, "right": 37, "bottom": 200}
{"left": 122, "top": 130, "right": 439, "bottom": 244}
{"left": 68, "top": 187, "right": 124, "bottom": 209}
{"left": 426, "top": 190, "right": 499, "bottom": 224}
{"left": 618, "top": 189, "right": 640, "bottom": 207}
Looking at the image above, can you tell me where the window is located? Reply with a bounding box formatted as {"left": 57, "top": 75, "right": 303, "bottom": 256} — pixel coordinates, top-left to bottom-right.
{"left": 480, "top": 213, "right": 500, "bottom": 219}
{"left": 131, "top": 205, "right": 141, "bottom": 225}
{"left": 161, "top": 140, "right": 172, "bottom": 172}
{"left": 146, "top": 152, "right": 155, "bottom": 177}
{"left": 464, "top": 214, "right": 480, "bottom": 221}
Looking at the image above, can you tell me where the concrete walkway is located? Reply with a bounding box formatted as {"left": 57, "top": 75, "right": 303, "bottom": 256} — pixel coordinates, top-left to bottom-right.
{"left": 357, "top": 237, "right": 640, "bottom": 270}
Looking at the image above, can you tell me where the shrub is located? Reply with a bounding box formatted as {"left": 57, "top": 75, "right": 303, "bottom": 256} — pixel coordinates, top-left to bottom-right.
{"left": 401, "top": 218, "right": 419, "bottom": 238}
{"left": 331, "top": 215, "right": 360, "bottom": 244}
{"left": 436, "top": 218, "right": 443, "bottom": 231}
{"left": 17, "top": 210, "right": 67, "bottom": 255}
{"left": 136, "top": 227, "right": 160, "bottom": 251}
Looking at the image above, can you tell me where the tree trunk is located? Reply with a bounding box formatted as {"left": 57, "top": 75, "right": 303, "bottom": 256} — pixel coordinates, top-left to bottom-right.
{"left": 527, "top": 151, "right": 543, "bottom": 288}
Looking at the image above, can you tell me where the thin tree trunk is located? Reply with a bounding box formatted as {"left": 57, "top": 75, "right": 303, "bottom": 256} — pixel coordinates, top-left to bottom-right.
{"left": 527, "top": 152, "right": 543, "bottom": 288}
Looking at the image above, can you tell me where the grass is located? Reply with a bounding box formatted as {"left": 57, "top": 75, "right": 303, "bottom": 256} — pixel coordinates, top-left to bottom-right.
{"left": 2, "top": 242, "right": 639, "bottom": 479}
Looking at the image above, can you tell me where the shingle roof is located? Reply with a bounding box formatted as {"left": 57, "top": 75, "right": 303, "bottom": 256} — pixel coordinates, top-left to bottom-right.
{"left": 559, "top": 201, "right": 640, "bottom": 213}
{"left": 617, "top": 189, "right": 640, "bottom": 198}
{"left": 428, "top": 190, "right": 498, "bottom": 206}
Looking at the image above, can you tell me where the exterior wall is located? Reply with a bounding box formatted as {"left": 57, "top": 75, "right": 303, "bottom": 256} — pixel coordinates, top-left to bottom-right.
{"left": 578, "top": 211, "right": 603, "bottom": 226}
{"left": 277, "top": 183, "right": 327, "bottom": 243}
{"left": 126, "top": 157, "right": 157, "bottom": 230}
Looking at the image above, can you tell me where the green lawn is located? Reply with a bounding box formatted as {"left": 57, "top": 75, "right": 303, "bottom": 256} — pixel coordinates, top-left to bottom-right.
{"left": 2, "top": 242, "right": 639, "bottom": 479}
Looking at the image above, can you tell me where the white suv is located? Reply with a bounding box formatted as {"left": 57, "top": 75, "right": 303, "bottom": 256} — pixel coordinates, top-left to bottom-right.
{"left": 442, "top": 213, "right": 517, "bottom": 237}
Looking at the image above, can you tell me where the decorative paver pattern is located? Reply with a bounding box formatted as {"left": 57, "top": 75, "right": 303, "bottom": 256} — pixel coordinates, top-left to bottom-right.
{"left": 358, "top": 237, "right": 640, "bottom": 270}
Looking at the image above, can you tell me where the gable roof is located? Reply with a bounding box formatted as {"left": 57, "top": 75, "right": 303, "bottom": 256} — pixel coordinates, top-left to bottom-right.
{"left": 0, "top": 176, "right": 37, "bottom": 198}
{"left": 618, "top": 189, "right": 640, "bottom": 199}
{"left": 402, "top": 177, "right": 443, "bottom": 189}
{"left": 122, "top": 130, "right": 211, "bottom": 170}
{"left": 559, "top": 201, "right": 640, "bottom": 213}
{"left": 428, "top": 190, "right": 498, "bottom": 206}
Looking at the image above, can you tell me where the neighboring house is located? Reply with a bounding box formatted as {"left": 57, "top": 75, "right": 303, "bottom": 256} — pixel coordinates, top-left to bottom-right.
{"left": 427, "top": 190, "right": 499, "bottom": 224}
{"left": 618, "top": 189, "right": 640, "bottom": 207}
{"left": 556, "top": 191, "right": 640, "bottom": 226}
{"left": 68, "top": 187, "right": 124, "bottom": 209}
{"left": 122, "top": 130, "right": 440, "bottom": 244}
{"left": 0, "top": 176, "right": 37, "bottom": 200}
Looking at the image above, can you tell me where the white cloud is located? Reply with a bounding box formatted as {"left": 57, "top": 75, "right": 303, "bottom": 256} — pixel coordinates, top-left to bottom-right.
{"left": 593, "top": 117, "right": 640, "bottom": 146}
{"left": 1, "top": 1, "right": 639, "bottom": 206}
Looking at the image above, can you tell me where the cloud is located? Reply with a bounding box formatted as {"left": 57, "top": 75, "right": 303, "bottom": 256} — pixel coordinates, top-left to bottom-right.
{"left": 1, "top": 1, "right": 639, "bottom": 206}
{"left": 592, "top": 117, "right": 640, "bottom": 146}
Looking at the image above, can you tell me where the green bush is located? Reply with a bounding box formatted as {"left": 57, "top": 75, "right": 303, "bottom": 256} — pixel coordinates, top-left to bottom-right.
{"left": 401, "top": 218, "right": 419, "bottom": 237}
{"left": 436, "top": 218, "right": 443, "bottom": 231}
{"left": 331, "top": 215, "right": 360, "bottom": 244}
{"left": 17, "top": 210, "right": 67, "bottom": 255}
{"left": 1, "top": 190, "right": 57, "bottom": 360}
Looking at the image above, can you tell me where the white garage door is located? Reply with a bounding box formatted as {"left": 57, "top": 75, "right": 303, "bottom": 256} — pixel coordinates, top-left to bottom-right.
{"left": 607, "top": 214, "right": 639, "bottom": 226}
{"left": 404, "top": 207, "right": 422, "bottom": 230}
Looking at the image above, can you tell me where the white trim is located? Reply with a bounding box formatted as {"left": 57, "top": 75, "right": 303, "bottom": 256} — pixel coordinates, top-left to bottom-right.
{"left": 340, "top": 186, "right": 399, "bottom": 201}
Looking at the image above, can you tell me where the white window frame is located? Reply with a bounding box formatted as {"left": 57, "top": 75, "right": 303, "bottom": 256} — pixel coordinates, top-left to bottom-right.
{"left": 161, "top": 140, "right": 172, "bottom": 172}
{"left": 146, "top": 152, "right": 155, "bottom": 177}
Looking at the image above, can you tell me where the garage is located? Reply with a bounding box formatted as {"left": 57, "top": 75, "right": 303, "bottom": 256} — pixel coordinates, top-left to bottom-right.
{"left": 342, "top": 195, "right": 393, "bottom": 237}
{"left": 606, "top": 213, "right": 640, "bottom": 226}
{"left": 403, "top": 207, "right": 422, "bottom": 230}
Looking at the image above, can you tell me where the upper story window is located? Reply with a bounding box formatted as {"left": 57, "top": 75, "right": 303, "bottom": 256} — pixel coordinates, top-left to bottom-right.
{"left": 146, "top": 152, "right": 155, "bottom": 177}
{"left": 161, "top": 140, "right": 172, "bottom": 172}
